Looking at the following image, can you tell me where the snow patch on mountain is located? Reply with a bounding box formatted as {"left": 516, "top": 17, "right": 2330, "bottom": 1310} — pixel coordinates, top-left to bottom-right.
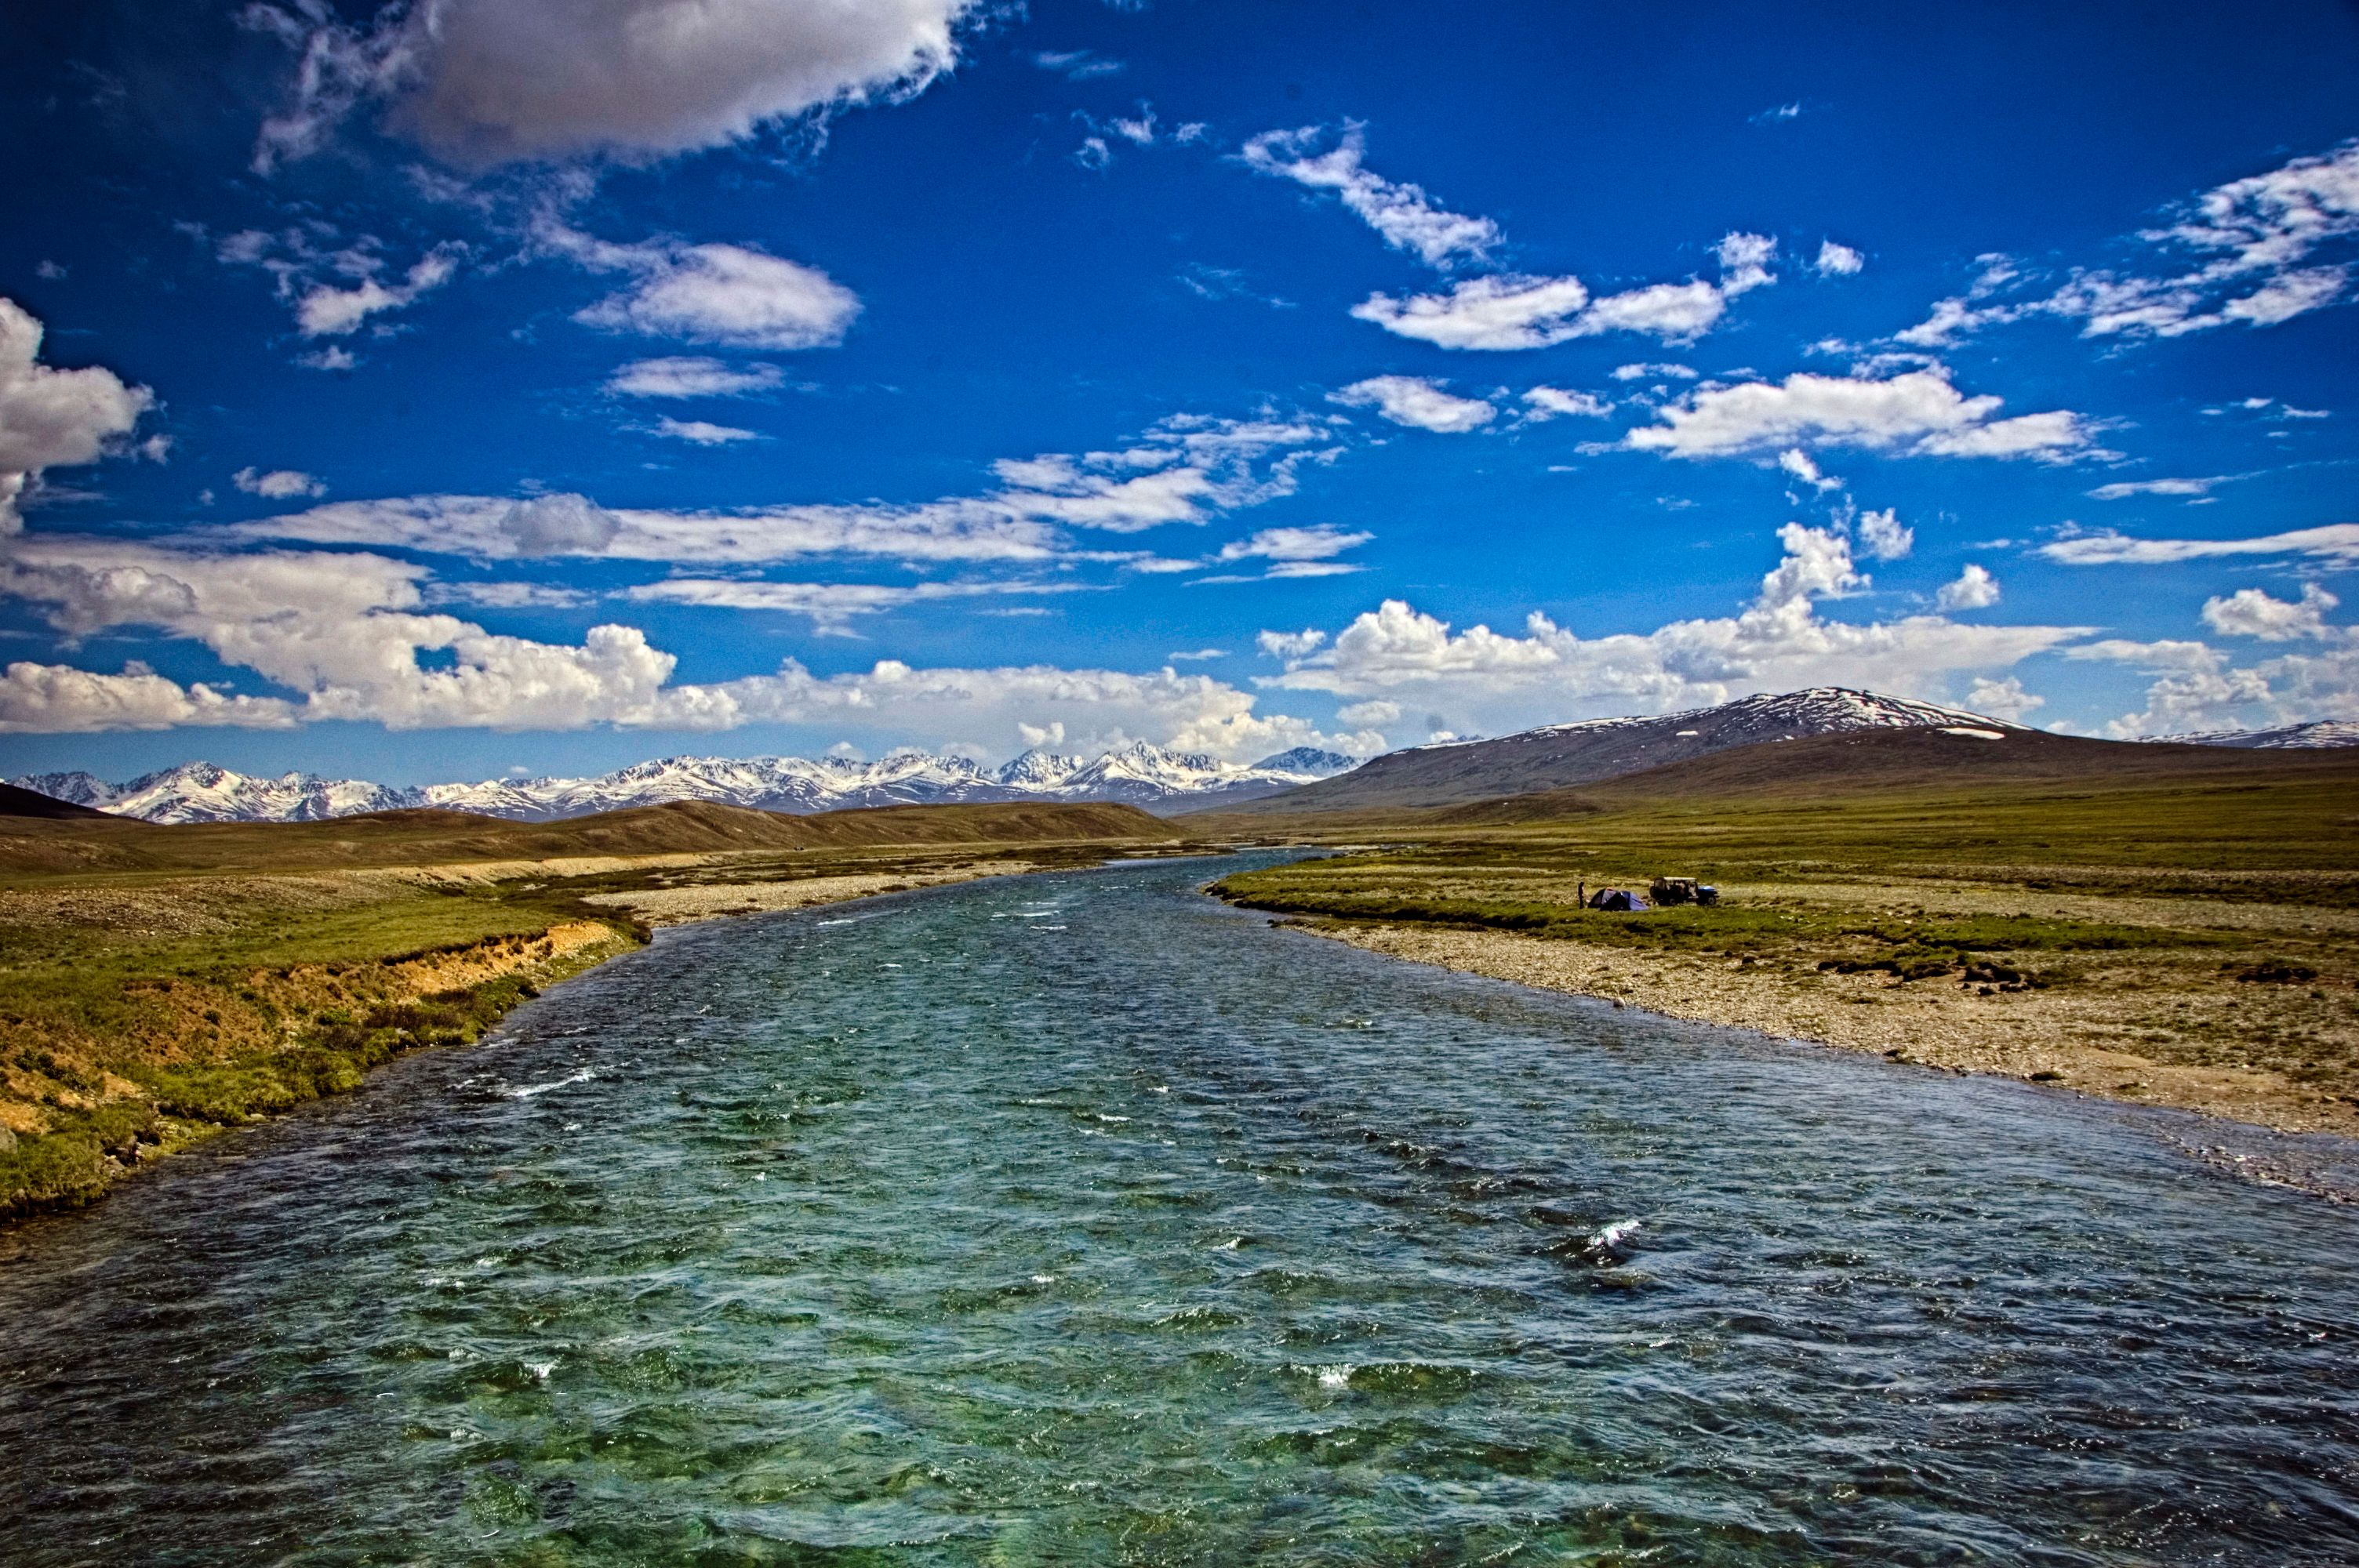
{"left": 16, "top": 743, "right": 1360, "bottom": 825}
{"left": 2154, "top": 719, "right": 2359, "bottom": 750}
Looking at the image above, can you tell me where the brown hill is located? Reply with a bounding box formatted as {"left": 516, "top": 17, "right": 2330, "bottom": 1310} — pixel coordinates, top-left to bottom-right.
{"left": 0, "top": 782, "right": 114, "bottom": 821}
{"left": 0, "top": 797, "right": 1180, "bottom": 877}
{"left": 1199, "top": 725, "right": 2359, "bottom": 833}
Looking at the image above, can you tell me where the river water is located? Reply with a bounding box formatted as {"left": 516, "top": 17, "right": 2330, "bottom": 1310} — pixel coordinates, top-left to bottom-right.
{"left": 4, "top": 854, "right": 2357, "bottom": 1566}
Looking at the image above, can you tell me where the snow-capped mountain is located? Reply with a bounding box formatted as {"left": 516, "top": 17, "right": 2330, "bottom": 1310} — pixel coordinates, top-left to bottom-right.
{"left": 2156, "top": 719, "right": 2359, "bottom": 750}
{"left": 1230, "top": 687, "right": 2029, "bottom": 815}
{"left": 16, "top": 743, "right": 1359, "bottom": 825}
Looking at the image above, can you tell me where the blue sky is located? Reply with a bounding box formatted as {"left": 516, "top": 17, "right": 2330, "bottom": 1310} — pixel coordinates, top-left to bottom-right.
{"left": 2, "top": 0, "right": 2355, "bottom": 786}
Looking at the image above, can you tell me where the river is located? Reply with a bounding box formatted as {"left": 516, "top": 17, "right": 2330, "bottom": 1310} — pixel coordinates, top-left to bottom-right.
{"left": 3, "top": 853, "right": 2356, "bottom": 1565}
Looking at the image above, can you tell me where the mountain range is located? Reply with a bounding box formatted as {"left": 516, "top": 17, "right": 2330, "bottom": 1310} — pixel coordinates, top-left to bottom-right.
{"left": 13, "top": 743, "right": 1359, "bottom": 825}
{"left": 18, "top": 690, "right": 2355, "bottom": 826}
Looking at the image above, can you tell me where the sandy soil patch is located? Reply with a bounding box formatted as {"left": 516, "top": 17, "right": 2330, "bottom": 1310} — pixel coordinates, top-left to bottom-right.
{"left": 1314, "top": 922, "right": 2359, "bottom": 1136}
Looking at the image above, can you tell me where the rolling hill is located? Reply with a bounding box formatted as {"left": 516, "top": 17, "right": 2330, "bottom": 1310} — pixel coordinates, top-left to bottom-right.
{"left": 0, "top": 797, "right": 1183, "bottom": 877}
{"left": 1191, "top": 688, "right": 2018, "bottom": 816}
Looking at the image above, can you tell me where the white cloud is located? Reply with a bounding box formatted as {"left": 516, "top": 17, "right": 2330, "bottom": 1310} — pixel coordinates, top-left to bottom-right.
{"left": 500, "top": 493, "right": 622, "bottom": 556}
{"left": 233, "top": 466, "right": 325, "bottom": 500}
{"left": 1856, "top": 507, "right": 1914, "bottom": 561}
{"left": 1714, "top": 232, "right": 1777, "bottom": 296}
{"left": 220, "top": 414, "right": 1336, "bottom": 564}
{"left": 1898, "top": 140, "right": 2359, "bottom": 345}
{"left": 1337, "top": 698, "right": 1401, "bottom": 726}
{"left": 1167, "top": 647, "right": 1227, "bottom": 662}
{"left": 0, "top": 298, "right": 154, "bottom": 535}
{"left": 0, "top": 660, "right": 297, "bottom": 733}
{"left": 2039, "top": 522, "right": 2359, "bottom": 567}
{"left": 1240, "top": 125, "right": 1501, "bottom": 269}
{"left": 1256, "top": 628, "right": 1328, "bottom": 660}
{"left": 1776, "top": 448, "right": 1839, "bottom": 492}
{"left": 1627, "top": 367, "right": 2089, "bottom": 461}
{"left": 1350, "top": 233, "right": 1776, "bottom": 351}
{"left": 1216, "top": 524, "right": 1371, "bottom": 563}
{"left": 2086, "top": 476, "right": 2224, "bottom": 500}
{"left": 0, "top": 532, "right": 1372, "bottom": 757}
{"left": 1934, "top": 564, "right": 2001, "bottom": 612}
{"left": 1965, "top": 674, "right": 2043, "bottom": 721}
{"left": 623, "top": 575, "right": 1078, "bottom": 631}
{"left": 574, "top": 241, "right": 860, "bottom": 350}
{"left": 249, "top": 0, "right": 986, "bottom": 169}
{"left": 2201, "top": 583, "right": 2339, "bottom": 641}
{"left": 1032, "top": 49, "right": 1124, "bottom": 80}
{"left": 1329, "top": 376, "right": 1496, "bottom": 433}
{"left": 1815, "top": 240, "right": 1865, "bottom": 276}
{"left": 606, "top": 357, "right": 785, "bottom": 398}
{"left": 1611, "top": 361, "right": 1698, "bottom": 382}
{"left": 1262, "top": 524, "right": 2086, "bottom": 742}
{"left": 1751, "top": 102, "right": 1804, "bottom": 125}
{"left": 1521, "top": 387, "right": 1612, "bottom": 420}
{"left": 299, "top": 345, "right": 358, "bottom": 372}
{"left": 651, "top": 416, "right": 762, "bottom": 445}
{"left": 296, "top": 247, "right": 463, "bottom": 336}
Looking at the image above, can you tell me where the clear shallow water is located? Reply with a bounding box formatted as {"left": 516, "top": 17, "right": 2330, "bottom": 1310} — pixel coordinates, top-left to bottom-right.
{"left": 5, "top": 853, "right": 2358, "bottom": 1566}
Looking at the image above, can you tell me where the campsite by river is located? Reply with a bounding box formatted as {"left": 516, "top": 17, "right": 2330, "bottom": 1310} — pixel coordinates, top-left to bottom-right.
{"left": 4, "top": 851, "right": 2357, "bottom": 1565}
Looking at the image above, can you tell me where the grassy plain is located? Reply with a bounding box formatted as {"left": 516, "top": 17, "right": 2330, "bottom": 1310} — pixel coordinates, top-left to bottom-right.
{"left": 1211, "top": 751, "right": 2359, "bottom": 1132}
{"left": 0, "top": 800, "right": 1181, "bottom": 1220}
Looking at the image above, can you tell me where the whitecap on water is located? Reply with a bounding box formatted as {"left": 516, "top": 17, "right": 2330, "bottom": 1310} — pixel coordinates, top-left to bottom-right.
{"left": 509, "top": 1067, "right": 599, "bottom": 1099}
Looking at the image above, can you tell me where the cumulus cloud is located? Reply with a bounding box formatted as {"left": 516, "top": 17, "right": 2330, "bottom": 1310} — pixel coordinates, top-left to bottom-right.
{"left": 233, "top": 466, "right": 325, "bottom": 500}
{"left": 1612, "top": 361, "right": 1698, "bottom": 382}
{"left": 499, "top": 492, "right": 623, "bottom": 556}
{"left": 2201, "top": 583, "right": 2339, "bottom": 641}
{"left": 296, "top": 246, "right": 463, "bottom": 336}
{"left": 1521, "top": 387, "right": 1612, "bottom": 420}
{"left": 1965, "top": 674, "right": 2043, "bottom": 722}
{"left": 215, "top": 227, "right": 465, "bottom": 340}
{"left": 1240, "top": 125, "right": 1500, "bottom": 269}
{"left": 571, "top": 239, "right": 860, "bottom": 350}
{"left": 1815, "top": 240, "right": 1865, "bottom": 276}
{"left": 1898, "top": 140, "right": 2359, "bottom": 345}
{"left": 1350, "top": 233, "right": 1776, "bottom": 351}
{"left": 606, "top": 356, "right": 785, "bottom": 397}
{"left": 0, "top": 298, "right": 154, "bottom": 535}
{"left": 1934, "top": 563, "right": 2001, "bottom": 612}
{"left": 249, "top": 0, "right": 986, "bottom": 169}
{"left": 0, "top": 532, "right": 1371, "bottom": 757}
{"left": 1776, "top": 448, "right": 1840, "bottom": 492}
{"left": 651, "top": 416, "right": 762, "bottom": 445}
{"left": 1329, "top": 376, "right": 1496, "bottom": 433}
{"left": 0, "top": 660, "right": 296, "bottom": 733}
{"left": 1238, "top": 126, "right": 1775, "bottom": 351}
{"left": 1258, "top": 525, "right": 2087, "bottom": 740}
{"left": 1856, "top": 507, "right": 1914, "bottom": 561}
{"left": 1256, "top": 628, "right": 1327, "bottom": 660}
{"left": 2039, "top": 522, "right": 2359, "bottom": 567}
{"left": 1626, "top": 366, "right": 2089, "bottom": 461}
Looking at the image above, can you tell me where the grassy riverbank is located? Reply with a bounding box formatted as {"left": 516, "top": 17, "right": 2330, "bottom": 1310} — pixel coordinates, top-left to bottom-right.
{"left": 0, "top": 799, "right": 1183, "bottom": 1221}
{"left": 1210, "top": 757, "right": 2359, "bottom": 1132}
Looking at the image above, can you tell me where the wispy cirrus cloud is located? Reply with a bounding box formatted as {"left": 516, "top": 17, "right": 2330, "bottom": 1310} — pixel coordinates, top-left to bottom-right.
{"left": 1899, "top": 140, "right": 2359, "bottom": 346}
{"left": 2039, "top": 522, "right": 2359, "bottom": 566}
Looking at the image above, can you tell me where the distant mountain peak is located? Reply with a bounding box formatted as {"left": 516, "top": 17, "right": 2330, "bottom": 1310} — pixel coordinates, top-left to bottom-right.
{"left": 1230, "top": 684, "right": 2026, "bottom": 815}
{"left": 16, "top": 741, "right": 1365, "bottom": 826}
{"left": 2155, "top": 718, "right": 2359, "bottom": 750}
